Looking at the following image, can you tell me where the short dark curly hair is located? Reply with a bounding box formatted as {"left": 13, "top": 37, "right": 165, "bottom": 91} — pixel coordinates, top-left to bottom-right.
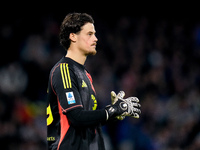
{"left": 59, "top": 13, "right": 94, "bottom": 51}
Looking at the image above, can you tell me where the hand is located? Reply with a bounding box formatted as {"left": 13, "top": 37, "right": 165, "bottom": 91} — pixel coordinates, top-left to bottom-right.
{"left": 111, "top": 91, "right": 125, "bottom": 120}
{"left": 119, "top": 96, "right": 141, "bottom": 118}
{"left": 105, "top": 93, "right": 141, "bottom": 120}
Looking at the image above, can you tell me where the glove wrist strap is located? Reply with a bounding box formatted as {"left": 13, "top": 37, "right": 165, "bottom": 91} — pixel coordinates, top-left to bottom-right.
{"left": 105, "top": 110, "right": 109, "bottom": 120}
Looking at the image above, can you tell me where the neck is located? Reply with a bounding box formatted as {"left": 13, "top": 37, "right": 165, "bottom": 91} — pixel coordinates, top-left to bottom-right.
{"left": 65, "top": 49, "right": 87, "bottom": 65}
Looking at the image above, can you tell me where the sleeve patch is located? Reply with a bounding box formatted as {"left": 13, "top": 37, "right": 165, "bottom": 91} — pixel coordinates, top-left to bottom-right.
{"left": 66, "top": 92, "right": 76, "bottom": 104}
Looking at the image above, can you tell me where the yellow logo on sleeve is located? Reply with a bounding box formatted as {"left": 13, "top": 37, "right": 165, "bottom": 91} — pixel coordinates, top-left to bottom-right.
{"left": 91, "top": 94, "right": 97, "bottom": 110}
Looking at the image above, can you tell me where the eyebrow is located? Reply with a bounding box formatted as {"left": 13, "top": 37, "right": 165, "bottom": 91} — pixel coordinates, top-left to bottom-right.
{"left": 88, "top": 31, "right": 96, "bottom": 34}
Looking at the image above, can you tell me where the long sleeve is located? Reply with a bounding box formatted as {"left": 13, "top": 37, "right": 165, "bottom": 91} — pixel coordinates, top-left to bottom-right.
{"left": 66, "top": 107, "right": 107, "bottom": 127}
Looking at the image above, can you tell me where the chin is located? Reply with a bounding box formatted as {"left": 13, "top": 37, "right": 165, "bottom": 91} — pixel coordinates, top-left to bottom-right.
{"left": 91, "top": 50, "right": 97, "bottom": 55}
{"left": 87, "top": 49, "right": 97, "bottom": 56}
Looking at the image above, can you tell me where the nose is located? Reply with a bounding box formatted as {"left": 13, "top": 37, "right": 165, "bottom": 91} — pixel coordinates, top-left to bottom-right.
{"left": 94, "top": 35, "right": 98, "bottom": 42}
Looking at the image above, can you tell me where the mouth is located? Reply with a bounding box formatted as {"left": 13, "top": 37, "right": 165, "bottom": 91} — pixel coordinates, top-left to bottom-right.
{"left": 91, "top": 43, "right": 97, "bottom": 47}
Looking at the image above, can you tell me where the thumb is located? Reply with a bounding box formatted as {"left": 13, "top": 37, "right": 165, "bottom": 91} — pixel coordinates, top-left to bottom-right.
{"left": 111, "top": 91, "right": 116, "bottom": 104}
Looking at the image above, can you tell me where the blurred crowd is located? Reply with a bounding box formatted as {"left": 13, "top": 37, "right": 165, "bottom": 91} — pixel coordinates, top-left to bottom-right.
{"left": 0, "top": 11, "right": 200, "bottom": 150}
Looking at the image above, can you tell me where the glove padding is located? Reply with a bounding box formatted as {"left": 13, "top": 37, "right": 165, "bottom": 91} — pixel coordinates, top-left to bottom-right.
{"left": 105, "top": 92, "right": 141, "bottom": 120}
{"left": 111, "top": 91, "right": 125, "bottom": 120}
{"left": 119, "top": 96, "right": 141, "bottom": 118}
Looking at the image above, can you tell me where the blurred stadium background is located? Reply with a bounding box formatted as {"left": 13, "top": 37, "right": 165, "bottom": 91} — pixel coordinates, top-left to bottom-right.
{"left": 0, "top": 2, "right": 200, "bottom": 150}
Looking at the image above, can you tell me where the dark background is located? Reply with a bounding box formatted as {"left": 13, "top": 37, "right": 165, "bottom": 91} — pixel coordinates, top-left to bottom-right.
{"left": 0, "top": 2, "right": 200, "bottom": 150}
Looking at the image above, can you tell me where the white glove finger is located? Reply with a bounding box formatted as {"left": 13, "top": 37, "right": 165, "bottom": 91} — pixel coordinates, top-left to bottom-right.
{"left": 132, "top": 113, "right": 140, "bottom": 119}
{"left": 132, "top": 103, "right": 141, "bottom": 108}
{"left": 117, "top": 91, "right": 125, "bottom": 99}
{"left": 127, "top": 97, "right": 139, "bottom": 103}
{"left": 133, "top": 107, "right": 141, "bottom": 114}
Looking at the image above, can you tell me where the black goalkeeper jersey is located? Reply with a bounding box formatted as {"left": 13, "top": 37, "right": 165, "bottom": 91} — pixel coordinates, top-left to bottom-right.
{"left": 46, "top": 57, "right": 106, "bottom": 150}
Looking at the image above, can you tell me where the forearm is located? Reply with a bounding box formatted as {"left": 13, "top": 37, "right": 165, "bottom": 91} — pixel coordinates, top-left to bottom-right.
{"left": 66, "top": 108, "right": 107, "bottom": 127}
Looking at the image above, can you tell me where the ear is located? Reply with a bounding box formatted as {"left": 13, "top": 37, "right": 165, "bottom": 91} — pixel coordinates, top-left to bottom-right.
{"left": 69, "top": 33, "right": 77, "bottom": 42}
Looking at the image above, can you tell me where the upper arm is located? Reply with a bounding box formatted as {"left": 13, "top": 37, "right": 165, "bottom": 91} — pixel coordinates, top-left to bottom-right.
{"left": 51, "top": 63, "right": 83, "bottom": 113}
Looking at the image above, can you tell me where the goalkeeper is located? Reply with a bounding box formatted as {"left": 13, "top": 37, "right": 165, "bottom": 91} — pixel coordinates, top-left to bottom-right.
{"left": 46, "top": 12, "right": 141, "bottom": 150}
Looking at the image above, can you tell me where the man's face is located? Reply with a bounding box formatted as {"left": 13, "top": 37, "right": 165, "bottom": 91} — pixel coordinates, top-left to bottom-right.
{"left": 76, "top": 23, "right": 98, "bottom": 56}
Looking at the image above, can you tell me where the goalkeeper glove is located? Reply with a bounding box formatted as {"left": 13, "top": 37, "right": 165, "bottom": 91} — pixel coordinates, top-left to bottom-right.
{"left": 105, "top": 93, "right": 141, "bottom": 120}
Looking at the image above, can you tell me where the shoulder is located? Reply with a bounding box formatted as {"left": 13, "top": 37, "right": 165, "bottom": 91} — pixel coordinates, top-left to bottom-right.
{"left": 50, "top": 57, "right": 85, "bottom": 81}
{"left": 50, "top": 62, "right": 78, "bottom": 91}
{"left": 50, "top": 62, "right": 75, "bottom": 79}
{"left": 50, "top": 57, "right": 73, "bottom": 76}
